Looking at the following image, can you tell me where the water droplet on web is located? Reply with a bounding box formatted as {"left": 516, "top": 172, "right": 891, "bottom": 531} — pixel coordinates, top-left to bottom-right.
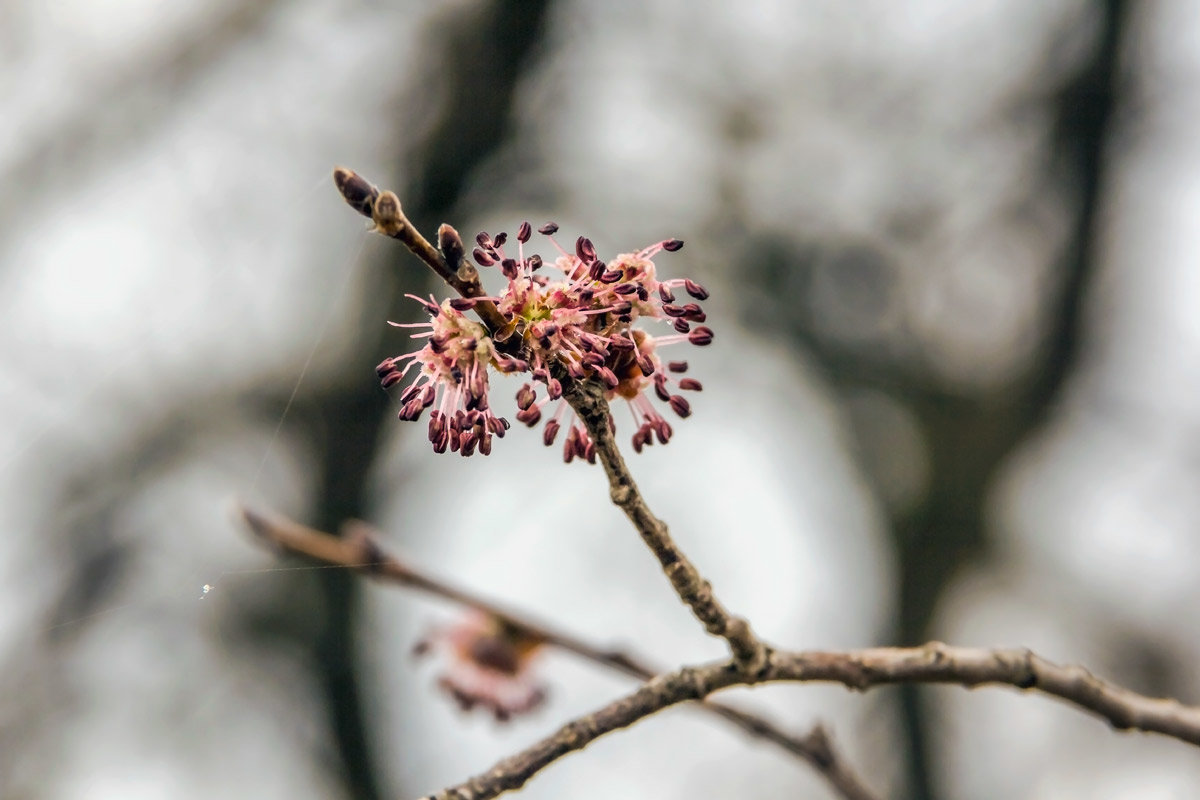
{"left": 200, "top": 584, "right": 213, "bottom": 600}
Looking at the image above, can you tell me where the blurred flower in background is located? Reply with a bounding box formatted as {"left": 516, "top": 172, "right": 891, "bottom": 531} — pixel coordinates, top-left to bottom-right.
{"left": 412, "top": 611, "right": 547, "bottom": 722}
{"left": 2, "top": 1, "right": 1198, "bottom": 799}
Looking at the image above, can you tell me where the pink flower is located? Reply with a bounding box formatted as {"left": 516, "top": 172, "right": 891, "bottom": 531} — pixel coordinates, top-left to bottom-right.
{"left": 481, "top": 225, "right": 710, "bottom": 461}
{"left": 413, "top": 612, "right": 547, "bottom": 722}
{"left": 376, "top": 295, "right": 509, "bottom": 456}
{"left": 379, "top": 223, "right": 712, "bottom": 458}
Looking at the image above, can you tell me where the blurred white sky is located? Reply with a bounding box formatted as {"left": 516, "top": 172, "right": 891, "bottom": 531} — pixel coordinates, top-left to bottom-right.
{"left": 1, "top": 1, "right": 1199, "bottom": 799}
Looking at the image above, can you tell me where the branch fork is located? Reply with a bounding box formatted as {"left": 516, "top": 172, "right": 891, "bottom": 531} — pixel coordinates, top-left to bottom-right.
{"left": 311, "top": 168, "right": 1200, "bottom": 800}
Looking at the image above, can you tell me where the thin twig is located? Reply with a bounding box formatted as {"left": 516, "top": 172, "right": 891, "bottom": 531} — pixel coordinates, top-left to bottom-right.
{"left": 332, "top": 168, "right": 509, "bottom": 333}
{"left": 239, "top": 505, "right": 881, "bottom": 800}
{"left": 333, "top": 166, "right": 767, "bottom": 673}
{"left": 426, "top": 646, "right": 1200, "bottom": 800}
{"left": 563, "top": 377, "right": 768, "bottom": 674}
{"left": 328, "top": 172, "right": 854, "bottom": 792}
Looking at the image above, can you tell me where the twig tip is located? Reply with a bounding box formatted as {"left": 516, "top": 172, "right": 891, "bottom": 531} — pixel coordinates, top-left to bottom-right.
{"left": 333, "top": 166, "right": 379, "bottom": 217}
{"left": 236, "top": 501, "right": 271, "bottom": 538}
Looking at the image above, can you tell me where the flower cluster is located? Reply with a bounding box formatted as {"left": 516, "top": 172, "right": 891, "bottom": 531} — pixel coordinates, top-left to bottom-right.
{"left": 376, "top": 297, "right": 510, "bottom": 456}
{"left": 377, "top": 222, "right": 712, "bottom": 460}
{"left": 413, "top": 612, "right": 546, "bottom": 722}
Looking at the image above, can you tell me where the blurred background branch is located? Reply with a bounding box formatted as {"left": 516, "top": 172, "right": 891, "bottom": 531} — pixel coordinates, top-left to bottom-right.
{"left": 241, "top": 505, "right": 881, "bottom": 800}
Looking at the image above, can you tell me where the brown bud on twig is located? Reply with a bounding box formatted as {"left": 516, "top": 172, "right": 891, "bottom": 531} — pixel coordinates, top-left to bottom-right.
{"left": 372, "top": 191, "right": 406, "bottom": 237}
{"left": 438, "top": 224, "right": 466, "bottom": 271}
{"left": 456, "top": 260, "right": 481, "bottom": 288}
{"left": 332, "top": 167, "right": 379, "bottom": 217}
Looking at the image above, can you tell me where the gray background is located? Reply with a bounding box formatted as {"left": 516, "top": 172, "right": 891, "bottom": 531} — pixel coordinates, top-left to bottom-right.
{"left": 2, "top": 1, "right": 1198, "bottom": 798}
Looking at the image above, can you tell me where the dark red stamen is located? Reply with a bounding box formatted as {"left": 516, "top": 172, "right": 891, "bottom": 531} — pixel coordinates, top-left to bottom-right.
{"left": 543, "top": 419, "right": 561, "bottom": 446}
{"left": 576, "top": 236, "right": 596, "bottom": 261}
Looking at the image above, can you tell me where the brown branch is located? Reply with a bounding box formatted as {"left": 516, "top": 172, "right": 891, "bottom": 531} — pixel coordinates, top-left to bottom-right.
{"left": 239, "top": 505, "right": 881, "bottom": 800}
{"left": 563, "top": 378, "right": 768, "bottom": 674}
{"left": 427, "top": 645, "right": 1200, "bottom": 800}
{"left": 321, "top": 170, "right": 1200, "bottom": 800}
{"left": 327, "top": 173, "right": 856, "bottom": 789}
{"left": 332, "top": 167, "right": 510, "bottom": 334}
{"left": 333, "top": 168, "right": 769, "bottom": 674}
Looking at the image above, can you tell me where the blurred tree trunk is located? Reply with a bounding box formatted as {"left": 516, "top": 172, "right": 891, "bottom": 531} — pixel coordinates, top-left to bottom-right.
{"left": 297, "top": 2, "right": 553, "bottom": 797}
{"left": 727, "top": 2, "right": 1129, "bottom": 797}
{"left": 886, "top": 2, "right": 1128, "bottom": 798}
{"left": 17, "top": 2, "right": 554, "bottom": 798}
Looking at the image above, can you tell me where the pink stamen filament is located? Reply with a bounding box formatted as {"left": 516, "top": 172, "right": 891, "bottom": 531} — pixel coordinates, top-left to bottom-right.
{"left": 648, "top": 333, "right": 692, "bottom": 347}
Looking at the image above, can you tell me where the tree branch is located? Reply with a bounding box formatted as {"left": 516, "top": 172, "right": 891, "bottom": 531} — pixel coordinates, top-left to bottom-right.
{"left": 332, "top": 168, "right": 510, "bottom": 334}
{"left": 320, "top": 172, "right": 1200, "bottom": 800}
{"left": 427, "top": 645, "right": 1200, "bottom": 800}
{"left": 562, "top": 378, "right": 768, "bottom": 674}
{"left": 239, "top": 505, "right": 880, "bottom": 800}
{"left": 332, "top": 168, "right": 768, "bottom": 674}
